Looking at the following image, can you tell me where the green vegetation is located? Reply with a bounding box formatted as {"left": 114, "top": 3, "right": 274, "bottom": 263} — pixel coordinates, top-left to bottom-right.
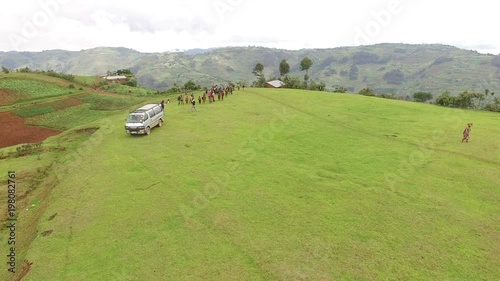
{"left": 413, "top": 91, "right": 433, "bottom": 103}
{"left": 252, "top": 62, "right": 265, "bottom": 87}
{"left": 24, "top": 104, "right": 114, "bottom": 129}
{"left": 282, "top": 75, "right": 303, "bottom": 89}
{"left": 333, "top": 86, "right": 348, "bottom": 93}
{"left": 1, "top": 73, "right": 147, "bottom": 130}
{"left": 279, "top": 59, "right": 290, "bottom": 78}
{"left": 44, "top": 70, "right": 75, "bottom": 82}
{"left": 435, "top": 90, "right": 497, "bottom": 111}
{"left": 13, "top": 106, "right": 55, "bottom": 117}
{"left": 103, "top": 84, "right": 160, "bottom": 96}
{"left": 72, "top": 75, "right": 98, "bottom": 86}
{"left": 383, "top": 69, "right": 405, "bottom": 85}
{"left": 0, "top": 77, "right": 72, "bottom": 101}
{"left": 3, "top": 44, "right": 500, "bottom": 95}
{"left": 349, "top": 64, "right": 359, "bottom": 80}
{"left": 20, "top": 94, "right": 146, "bottom": 130}
{"left": 358, "top": 87, "right": 375, "bottom": 96}
{"left": 77, "top": 93, "right": 144, "bottom": 110}
{"left": 300, "top": 56, "right": 313, "bottom": 86}
{"left": 183, "top": 79, "right": 201, "bottom": 91}
{"left": 0, "top": 86, "right": 498, "bottom": 280}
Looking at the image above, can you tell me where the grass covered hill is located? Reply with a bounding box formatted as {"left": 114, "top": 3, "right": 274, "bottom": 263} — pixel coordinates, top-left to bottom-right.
{"left": 0, "top": 86, "right": 498, "bottom": 280}
{"left": 2, "top": 44, "right": 500, "bottom": 96}
{"left": 0, "top": 72, "right": 151, "bottom": 130}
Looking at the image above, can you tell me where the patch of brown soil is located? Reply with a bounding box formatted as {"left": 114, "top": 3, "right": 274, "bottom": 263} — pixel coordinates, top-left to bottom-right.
{"left": 47, "top": 213, "right": 57, "bottom": 221}
{"left": 42, "top": 96, "right": 85, "bottom": 110}
{"left": 16, "top": 260, "right": 33, "bottom": 281}
{"left": 0, "top": 112, "right": 62, "bottom": 149}
{"left": 41, "top": 230, "right": 53, "bottom": 237}
{"left": 0, "top": 88, "right": 25, "bottom": 106}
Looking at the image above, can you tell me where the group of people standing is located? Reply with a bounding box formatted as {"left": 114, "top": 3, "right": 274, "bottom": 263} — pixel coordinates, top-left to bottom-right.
{"left": 175, "top": 85, "right": 236, "bottom": 111}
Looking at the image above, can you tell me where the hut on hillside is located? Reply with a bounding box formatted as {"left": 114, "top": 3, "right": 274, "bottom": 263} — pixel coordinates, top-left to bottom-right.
{"left": 265, "top": 80, "right": 285, "bottom": 88}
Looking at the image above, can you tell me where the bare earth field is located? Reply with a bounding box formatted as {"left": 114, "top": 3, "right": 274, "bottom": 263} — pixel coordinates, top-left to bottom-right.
{"left": 0, "top": 112, "right": 61, "bottom": 149}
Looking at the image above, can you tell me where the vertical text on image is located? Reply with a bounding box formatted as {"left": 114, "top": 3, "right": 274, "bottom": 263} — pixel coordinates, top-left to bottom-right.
{"left": 6, "top": 171, "right": 17, "bottom": 273}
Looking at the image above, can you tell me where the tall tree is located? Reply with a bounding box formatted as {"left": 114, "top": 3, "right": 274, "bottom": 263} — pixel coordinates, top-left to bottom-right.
{"left": 300, "top": 57, "right": 313, "bottom": 87}
{"left": 279, "top": 59, "right": 290, "bottom": 78}
{"left": 252, "top": 63, "right": 265, "bottom": 87}
{"left": 252, "top": 63, "right": 264, "bottom": 77}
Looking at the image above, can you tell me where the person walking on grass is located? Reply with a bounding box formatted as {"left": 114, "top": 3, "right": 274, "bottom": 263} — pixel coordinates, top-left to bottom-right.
{"left": 191, "top": 98, "right": 197, "bottom": 111}
{"left": 462, "top": 123, "right": 472, "bottom": 142}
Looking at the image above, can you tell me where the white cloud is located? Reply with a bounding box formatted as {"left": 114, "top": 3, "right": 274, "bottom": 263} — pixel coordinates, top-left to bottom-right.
{"left": 0, "top": 0, "right": 499, "bottom": 54}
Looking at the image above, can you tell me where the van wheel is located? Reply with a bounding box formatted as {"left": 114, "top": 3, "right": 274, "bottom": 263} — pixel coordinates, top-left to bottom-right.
{"left": 158, "top": 119, "right": 163, "bottom": 127}
{"left": 145, "top": 127, "right": 151, "bottom": 135}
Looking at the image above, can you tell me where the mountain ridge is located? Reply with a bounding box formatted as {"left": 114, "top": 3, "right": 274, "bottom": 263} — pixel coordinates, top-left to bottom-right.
{"left": 2, "top": 43, "right": 500, "bottom": 96}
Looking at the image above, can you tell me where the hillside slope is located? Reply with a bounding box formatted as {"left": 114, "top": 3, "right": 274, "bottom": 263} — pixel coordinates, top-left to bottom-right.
{"left": 1, "top": 88, "right": 499, "bottom": 280}
{"left": 2, "top": 44, "right": 500, "bottom": 96}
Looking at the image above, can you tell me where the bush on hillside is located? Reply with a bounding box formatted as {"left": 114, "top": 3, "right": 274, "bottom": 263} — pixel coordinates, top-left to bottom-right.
{"left": 333, "top": 86, "right": 348, "bottom": 93}
{"left": 435, "top": 91, "right": 455, "bottom": 106}
{"left": 383, "top": 69, "right": 405, "bottom": 85}
{"left": 358, "top": 87, "right": 375, "bottom": 96}
{"left": 413, "top": 92, "right": 433, "bottom": 102}
{"left": 432, "top": 56, "right": 454, "bottom": 66}
{"left": 352, "top": 51, "right": 380, "bottom": 64}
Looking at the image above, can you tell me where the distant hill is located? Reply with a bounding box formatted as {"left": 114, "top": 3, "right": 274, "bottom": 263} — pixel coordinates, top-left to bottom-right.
{"left": 2, "top": 44, "right": 500, "bottom": 97}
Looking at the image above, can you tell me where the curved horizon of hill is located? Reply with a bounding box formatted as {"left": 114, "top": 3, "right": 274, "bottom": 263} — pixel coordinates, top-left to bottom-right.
{"left": 2, "top": 43, "right": 500, "bottom": 97}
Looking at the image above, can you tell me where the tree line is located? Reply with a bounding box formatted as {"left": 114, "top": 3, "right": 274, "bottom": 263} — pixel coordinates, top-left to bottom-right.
{"left": 355, "top": 87, "right": 500, "bottom": 113}
{"left": 251, "top": 57, "right": 325, "bottom": 91}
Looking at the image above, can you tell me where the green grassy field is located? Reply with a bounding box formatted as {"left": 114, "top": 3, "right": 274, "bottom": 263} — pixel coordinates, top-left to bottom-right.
{"left": 0, "top": 76, "right": 73, "bottom": 102}
{"left": 19, "top": 93, "right": 149, "bottom": 130}
{"left": 1, "top": 88, "right": 499, "bottom": 280}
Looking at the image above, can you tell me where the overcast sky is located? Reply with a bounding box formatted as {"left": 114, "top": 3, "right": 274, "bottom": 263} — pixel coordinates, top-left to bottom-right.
{"left": 1, "top": 0, "right": 499, "bottom": 54}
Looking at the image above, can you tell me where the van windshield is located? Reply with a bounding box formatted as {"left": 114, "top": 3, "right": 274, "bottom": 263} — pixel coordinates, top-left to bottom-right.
{"left": 127, "top": 114, "right": 145, "bottom": 123}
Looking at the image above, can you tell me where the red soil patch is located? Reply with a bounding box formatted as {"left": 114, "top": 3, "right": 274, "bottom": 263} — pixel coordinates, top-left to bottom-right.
{"left": 0, "top": 112, "right": 62, "bottom": 149}
{"left": 0, "top": 88, "right": 25, "bottom": 106}
{"left": 42, "top": 96, "right": 85, "bottom": 110}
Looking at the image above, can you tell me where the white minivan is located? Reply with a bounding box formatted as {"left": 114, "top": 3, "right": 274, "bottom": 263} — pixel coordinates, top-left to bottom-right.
{"left": 125, "top": 104, "right": 164, "bottom": 135}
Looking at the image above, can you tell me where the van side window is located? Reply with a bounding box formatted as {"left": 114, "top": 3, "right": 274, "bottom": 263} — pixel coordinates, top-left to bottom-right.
{"left": 154, "top": 106, "right": 162, "bottom": 115}
{"left": 148, "top": 109, "right": 156, "bottom": 118}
